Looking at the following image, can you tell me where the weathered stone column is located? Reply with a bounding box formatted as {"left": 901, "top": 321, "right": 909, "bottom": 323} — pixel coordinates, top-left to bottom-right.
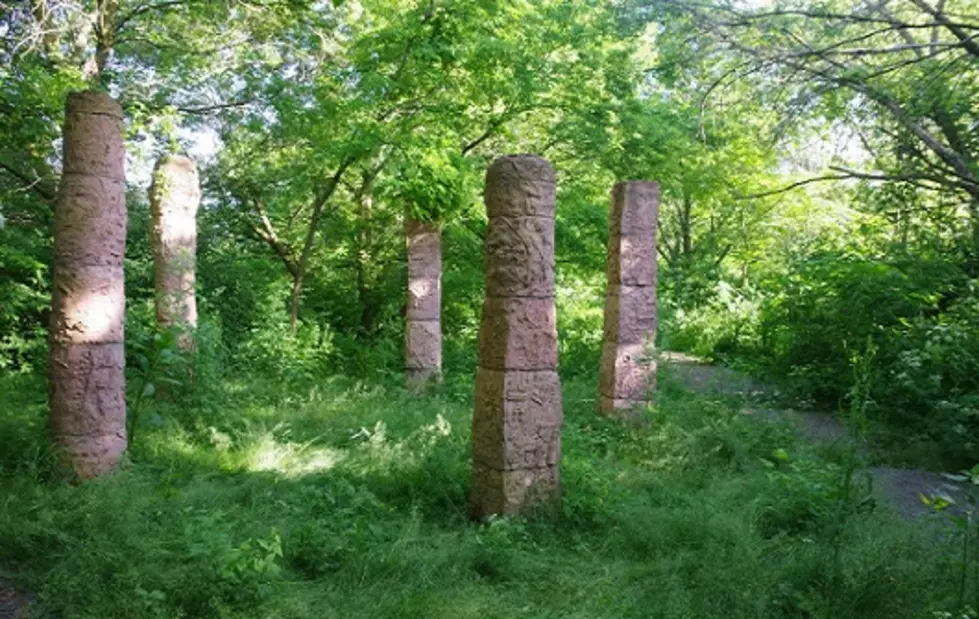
{"left": 49, "top": 91, "right": 127, "bottom": 478}
{"left": 150, "top": 154, "right": 200, "bottom": 350}
{"left": 599, "top": 181, "right": 659, "bottom": 416}
{"left": 470, "top": 155, "right": 562, "bottom": 519}
{"left": 404, "top": 218, "right": 441, "bottom": 389}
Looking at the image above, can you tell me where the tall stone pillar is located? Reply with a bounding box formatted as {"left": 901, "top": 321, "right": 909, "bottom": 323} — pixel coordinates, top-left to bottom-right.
{"left": 404, "top": 218, "right": 441, "bottom": 389}
{"left": 470, "top": 155, "right": 562, "bottom": 519}
{"left": 49, "top": 91, "right": 128, "bottom": 478}
{"left": 150, "top": 154, "right": 200, "bottom": 350}
{"left": 599, "top": 181, "right": 659, "bottom": 416}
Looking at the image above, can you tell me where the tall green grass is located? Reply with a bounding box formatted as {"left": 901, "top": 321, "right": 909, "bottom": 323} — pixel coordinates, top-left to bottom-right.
{"left": 0, "top": 368, "right": 959, "bottom": 618}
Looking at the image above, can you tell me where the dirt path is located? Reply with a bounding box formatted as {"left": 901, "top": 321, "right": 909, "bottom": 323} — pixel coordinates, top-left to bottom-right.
{"left": 0, "top": 585, "right": 31, "bottom": 619}
{"left": 661, "top": 352, "right": 968, "bottom": 520}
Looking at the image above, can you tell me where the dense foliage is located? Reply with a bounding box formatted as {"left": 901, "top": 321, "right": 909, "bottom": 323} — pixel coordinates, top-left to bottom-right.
{"left": 3, "top": 0, "right": 979, "bottom": 616}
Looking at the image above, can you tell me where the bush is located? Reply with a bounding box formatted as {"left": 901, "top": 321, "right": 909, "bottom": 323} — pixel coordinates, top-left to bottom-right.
{"left": 231, "top": 282, "right": 335, "bottom": 383}
{"left": 660, "top": 279, "right": 762, "bottom": 363}
{"left": 881, "top": 288, "right": 979, "bottom": 465}
{"left": 755, "top": 251, "right": 944, "bottom": 404}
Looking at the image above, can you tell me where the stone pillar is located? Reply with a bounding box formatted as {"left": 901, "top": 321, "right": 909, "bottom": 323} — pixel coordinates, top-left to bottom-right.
{"left": 404, "top": 218, "right": 441, "bottom": 389}
{"left": 49, "top": 91, "right": 128, "bottom": 479}
{"left": 599, "top": 181, "right": 659, "bottom": 416}
{"left": 470, "top": 155, "right": 562, "bottom": 519}
{"left": 150, "top": 154, "right": 200, "bottom": 350}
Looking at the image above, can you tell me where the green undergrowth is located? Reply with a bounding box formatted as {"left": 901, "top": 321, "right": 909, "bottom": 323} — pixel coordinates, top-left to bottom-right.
{"left": 0, "top": 368, "right": 961, "bottom": 619}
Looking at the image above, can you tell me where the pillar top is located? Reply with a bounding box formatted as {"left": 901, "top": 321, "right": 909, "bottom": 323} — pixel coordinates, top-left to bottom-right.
{"left": 614, "top": 180, "right": 659, "bottom": 187}
{"left": 484, "top": 155, "right": 556, "bottom": 219}
{"left": 610, "top": 180, "right": 660, "bottom": 237}
{"left": 612, "top": 180, "right": 660, "bottom": 201}
{"left": 66, "top": 91, "right": 123, "bottom": 118}
{"left": 155, "top": 153, "right": 197, "bottom": 172}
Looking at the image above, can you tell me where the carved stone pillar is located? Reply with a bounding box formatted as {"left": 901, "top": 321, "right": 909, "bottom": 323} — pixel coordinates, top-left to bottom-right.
{"left": 404, "top": 218, "right": 442, "bottom": 388}
{"left": 599, "top": 181, "right": 659, "bottom": 416}
{"left": 49, "top": 91, "right": 128, "bottom": 478}
{"left": 150, "top": 154, "right": 200, "bottom": 350}
{"left": 470, "top": 155, "right": 562, "bottom": 519}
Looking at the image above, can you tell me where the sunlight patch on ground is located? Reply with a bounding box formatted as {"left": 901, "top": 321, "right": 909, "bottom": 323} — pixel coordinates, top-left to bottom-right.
{"left": 248, "top": 435, "right": 344, "bottom": 477}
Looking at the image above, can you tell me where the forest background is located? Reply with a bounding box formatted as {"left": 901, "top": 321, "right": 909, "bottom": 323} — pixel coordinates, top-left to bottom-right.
{"left": 4, "top": 0, "right": 978, "bottom": 464}
{"left": 2, "top": 0, "right": 979, "bottom": 617}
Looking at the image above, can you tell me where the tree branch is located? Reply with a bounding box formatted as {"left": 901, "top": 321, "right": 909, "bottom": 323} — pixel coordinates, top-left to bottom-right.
{"left": 737, "top": 167, "right": 950, "bottom": 200}
{"left": 908, "top": 0, "right": 979, "bottom": 59}
{"left": 248, "top": 197, "right": 299, "bottom": 278}
{"left": 708, "top": 24, "right": 979, "bottom": 200}
{"left": 0, "top": 160, "right": 56, "bottom": 201}
{"left": 296, "top": 156, "right": 356, "bottom": 274}
{"left": 175, "top": 99, "right": 254, "bottom": 115}
{"left": 461, "top": 114, "right": 510, "bottom": 155}
{"left": 115, "top": 0, "right": 190, "bottom": 34}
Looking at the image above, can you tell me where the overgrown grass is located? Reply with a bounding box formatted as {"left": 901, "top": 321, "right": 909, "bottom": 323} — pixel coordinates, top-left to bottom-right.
{"left": 0, "top": 367, "right": 960, "bottom": 618}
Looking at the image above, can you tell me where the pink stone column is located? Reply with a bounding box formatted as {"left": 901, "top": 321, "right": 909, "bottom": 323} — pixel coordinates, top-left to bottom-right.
{"left": 599, "top": 181, "right": 659, "bottom": 416}
{"left": 404, "top": 218, "right": 442, "bottom": 389}
{"left": 470, "top": 155, "right": 562, "bottom": 519}
{"left": 49, "top": 91, "right": 128, "bottom": 478}
{"left": 150, "top": 154, "right": 200, "bottom": 350}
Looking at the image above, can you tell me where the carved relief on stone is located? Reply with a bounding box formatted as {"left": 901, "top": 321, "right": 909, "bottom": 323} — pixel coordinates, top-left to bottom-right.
{"left": 49, "top": 92, "right": 128, "bottom": 479}
{"left": 599, "top": 181, "right": 660, "bottom": 417}
{"left": 150, "top": 154, "right": 201, "bottom": 350}
{"left": 470, "top": 155, "right": 563, "bottom": 519}
{"left": 405, "top": 218, "right": 442, "bottom": 388}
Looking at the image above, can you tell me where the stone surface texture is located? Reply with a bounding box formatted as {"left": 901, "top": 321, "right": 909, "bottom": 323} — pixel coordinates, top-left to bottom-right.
{"left": 49, "top": 91, "right": 127, "bottom": 479}
{"left": 470, "top": 155, "right": 562, "bottom": 519}
{"left": 150, "top": 154, "right": 200, "bottom": 350}
{"left": 404, "top": 218, "right": 442, "bottom": 388}
{"left": 599, "top": 181, "right": 660, "bottom": 416}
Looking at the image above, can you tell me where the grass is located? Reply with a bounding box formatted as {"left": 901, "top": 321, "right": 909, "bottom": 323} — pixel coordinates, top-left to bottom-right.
{"left": 0, "top": 365, "right": 961, "bottom": 619}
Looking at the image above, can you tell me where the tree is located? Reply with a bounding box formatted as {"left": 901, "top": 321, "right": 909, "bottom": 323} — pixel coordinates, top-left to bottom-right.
{"left": 210, "top": 0, "right": 640, "bottom": 337}
{"left": 642, "top": 0, "right": 979, "bottom": 265}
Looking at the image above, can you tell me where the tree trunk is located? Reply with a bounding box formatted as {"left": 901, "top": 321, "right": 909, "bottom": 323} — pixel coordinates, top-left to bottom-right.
{"left": 289, "top": 272, "right": 304, "bottom": 333}
{"left": 966, "top": 201, "right": 979, "bottom": 276}
{"left": 286, "top": 159, "right": 354, "bottom": 333}
{"left": 90, "top": 0, "right": 118, "bottom": 84}
{"left": 404, "top": 217, "right": 442, "bottom": 389}
{"left": 149, "top": 154, "right": 200, "bottom": 351}
{"left": 49, "top": 91, "right": 127, "bottom": 479}
{"left": 356, "top": 179, "right": 376, "bottom": 337}
{"left": 680, "top": 193, "right": 693, "bottom": 259}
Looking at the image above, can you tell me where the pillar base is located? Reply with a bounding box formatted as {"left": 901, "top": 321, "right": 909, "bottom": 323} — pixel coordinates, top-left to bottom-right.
{"left": 598, "top": 395, "right": 651, "bottom": 420}
{"left": 469, "top": 462, "right": 559, "bottom": 521}
{"left": 405, "top": 367, "right": 441, "bottom": 391}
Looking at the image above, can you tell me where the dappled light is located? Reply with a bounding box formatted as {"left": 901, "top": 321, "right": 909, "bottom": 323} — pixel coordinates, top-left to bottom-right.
{"left": 3, "top": 0, "right": 979, "bottom": 617}
{"left": 247, "top": 436, "right": 344, "bottom": 477}
{"left": 157, "top": 221, "right": 197, "bottom": 245}
{"left": 407, "top": 279, "right": 436, "bottom": 304}
{"left": 1, "top": 369, "right": 958, "bottom": 619}
{"left": 59, "top": 284, "right": 125, "bottom": 341}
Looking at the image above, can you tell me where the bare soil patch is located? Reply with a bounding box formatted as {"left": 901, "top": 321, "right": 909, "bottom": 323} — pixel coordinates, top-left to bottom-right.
{"left": 0, "top": 584, "right": 31, "bottom": 619}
